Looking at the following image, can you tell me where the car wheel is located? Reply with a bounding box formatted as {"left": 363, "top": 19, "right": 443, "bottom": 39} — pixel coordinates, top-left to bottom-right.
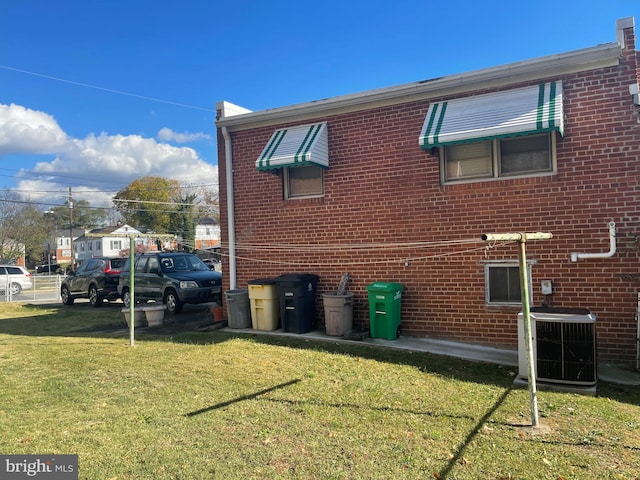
{"left": 122, "top": 289, "right": 131, "bottom": 308}
{"left": 164, "top": 289, "right": 183, "bottom": 314}
{"left": 61, "top": 285, "right": 74, "bottom": 305}
{"left": 89, "top": 285, "right": 103, "bottom": 307}
{"left": 10, "top": 283, "right": 22, "bottom": 295}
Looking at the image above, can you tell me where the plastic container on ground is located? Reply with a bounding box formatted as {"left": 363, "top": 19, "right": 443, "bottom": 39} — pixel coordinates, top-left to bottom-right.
{"left": 143, "top": 304, "right": 166, "bottom": 327}
{"left": 366, "top": 282, "right": 404, "bottom": 340}
{"left": 275, "top": 273, "right": 319, "bottom": 334}
{"left": 121, "top": 307, "right": 146, "bottom": 328}
{"left": 248, "top": 279, "right": 280, "bottom": 331}
{"left": 323, "top": 292, "right": 354, "bottom": 336}
{"left": 225, "top": 289, "right": 251, "bottom": 329}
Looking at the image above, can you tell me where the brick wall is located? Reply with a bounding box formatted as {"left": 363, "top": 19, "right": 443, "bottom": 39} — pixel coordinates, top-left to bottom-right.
{"left": 218, "top": 27, "right": 640, "bottom": 366}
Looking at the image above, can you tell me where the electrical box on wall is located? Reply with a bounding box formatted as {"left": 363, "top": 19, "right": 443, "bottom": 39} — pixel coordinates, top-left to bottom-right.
{"left": 541, "top": 280, "right": 553, "bottom": 295}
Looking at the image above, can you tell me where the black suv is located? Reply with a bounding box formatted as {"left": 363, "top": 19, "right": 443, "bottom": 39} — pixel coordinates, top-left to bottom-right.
{"left": 61, "top": 257, "right": 126, "bottom": 307}
{"left": 118, "top": 252, "right": 222, "bottom": 314}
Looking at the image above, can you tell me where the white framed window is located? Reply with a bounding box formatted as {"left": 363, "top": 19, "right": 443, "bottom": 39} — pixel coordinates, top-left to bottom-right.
{"left": 443, "top": 133, "right": 555, "bottom": 183}
{"left": 110, "top": 240, "right": 122, "bottom": 251}
{"left": 484, "top": 261, "right": 533, "bottom": 306}
{"left": 284, "top": 165, "right": 324, "bottom": 199}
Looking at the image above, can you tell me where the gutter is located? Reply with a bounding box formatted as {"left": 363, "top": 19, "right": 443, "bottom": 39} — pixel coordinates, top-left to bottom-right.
{"left": 217, "top": 42, "right": 621, "bottom": 130}
{"left": 221, "top": 126, "right": 237, "bottom": 290}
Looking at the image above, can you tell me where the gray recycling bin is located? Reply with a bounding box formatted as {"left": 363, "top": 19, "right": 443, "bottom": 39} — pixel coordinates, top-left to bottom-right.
{"left": 225, "top": 289, "right": 251, "bottom": 329}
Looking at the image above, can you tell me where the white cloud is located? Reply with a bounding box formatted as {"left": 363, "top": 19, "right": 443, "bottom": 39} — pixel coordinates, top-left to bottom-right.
{"left": 1, "top": 103, "right": 218, "bottom": 209}
{"left": 0, "top": 103, "right": 67, "bottom": 154}
{"left": 157, "top": 127, "right": 212, "bottom": 143}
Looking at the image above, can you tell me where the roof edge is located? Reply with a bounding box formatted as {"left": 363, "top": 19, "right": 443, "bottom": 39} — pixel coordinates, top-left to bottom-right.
{"left": 216, "top": 42, "right": 621, "bottom": 129}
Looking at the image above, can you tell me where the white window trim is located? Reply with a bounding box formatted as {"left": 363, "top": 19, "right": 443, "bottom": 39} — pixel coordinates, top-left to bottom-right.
{"left": 483, "top": 260, "right": 535, "bottom": 306}
{"left": 441, "top": 133, "right": 557, "bottom": 185}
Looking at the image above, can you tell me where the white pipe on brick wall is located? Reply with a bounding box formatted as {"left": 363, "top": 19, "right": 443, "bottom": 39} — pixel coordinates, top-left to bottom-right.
{"left": 570, "top": 222, "right": 617, "bottom": 262}
{"left": 222, "top": 126, "right": 237, "bottom": 290}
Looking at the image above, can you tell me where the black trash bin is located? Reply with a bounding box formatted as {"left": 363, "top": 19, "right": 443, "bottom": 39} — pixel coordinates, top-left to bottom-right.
{"left": 275, "top": 274, "right": 319, "bottom": 333}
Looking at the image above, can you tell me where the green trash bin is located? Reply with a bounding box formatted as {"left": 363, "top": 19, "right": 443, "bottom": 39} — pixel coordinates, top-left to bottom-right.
{"left": 366, "top": 282, "right": 404, "bottom": 340}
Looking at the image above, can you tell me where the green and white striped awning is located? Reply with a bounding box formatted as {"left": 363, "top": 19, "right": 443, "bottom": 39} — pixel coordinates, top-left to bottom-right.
{"left": 256, "top": 122, "right": 328, "bottom": 171}
{"left": 419, "top": 82, "right": 564, "bottom": 149}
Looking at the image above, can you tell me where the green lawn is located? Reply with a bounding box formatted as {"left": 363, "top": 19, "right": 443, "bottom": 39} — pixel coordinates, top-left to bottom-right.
{"left": 1, "top": 303, "right": 639, "bottom": 479}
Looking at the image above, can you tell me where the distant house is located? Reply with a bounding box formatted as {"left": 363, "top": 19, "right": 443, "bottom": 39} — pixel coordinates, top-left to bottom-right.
{"left": 73, "top": 224, "right": 145, "bottom": 263}
{"left": 215, "top": 18, "right": 640, "bottom": 368}
{"left": 51, "top": 229, "right": 81, "bottom": 267}
{"left": 195, "top": 217, "right": 220, "bottom": 251}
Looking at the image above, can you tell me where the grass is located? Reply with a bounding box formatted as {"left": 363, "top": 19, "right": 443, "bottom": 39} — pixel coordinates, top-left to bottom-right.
{"left": 1, "top": 302, "right": 639, "bottom": 479}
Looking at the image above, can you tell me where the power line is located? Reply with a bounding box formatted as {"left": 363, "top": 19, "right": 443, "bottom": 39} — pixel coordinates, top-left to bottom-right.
{"left": 0, "top": 64, "right": 217, "bottom": 113}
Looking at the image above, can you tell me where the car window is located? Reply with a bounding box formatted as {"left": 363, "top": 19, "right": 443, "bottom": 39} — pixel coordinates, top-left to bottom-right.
{"left": 173, "top": 257, "right": 188, "bottom": 270}
{"left": 147, "top": 257, "right": 160, "bottom": 274}
{"left": 7, "top": 267, "right": 24, "bottom": 275}
{"left": 135, "top": 257, "right": 148, "bottom": 273}
{"left": 160, "top": 258, "right": 174, "bottom": 271}
{"left": 110, "top": 258, "right": 125, "bottom": 269}
{"left": 0, "top": 267, "right": 6, "bottom": 275}
{"left": 189, "top": 257, "right": 208, "bottom": 271}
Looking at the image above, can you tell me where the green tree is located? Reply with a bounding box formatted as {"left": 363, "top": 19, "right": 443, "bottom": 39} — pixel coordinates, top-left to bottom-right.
{"left": 169, "top": 193, "right": 197, "bottom": 251}
{"left": 113, "top": 176, "right": 181, "bottom": 232}
{"left": 47, "top": 199, "right": 106, "bottom": 229}
{"left": 0, "top": 190, "right": 48, "bottom": 264}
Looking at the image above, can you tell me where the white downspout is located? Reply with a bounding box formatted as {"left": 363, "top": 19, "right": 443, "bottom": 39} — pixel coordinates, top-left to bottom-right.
{"left": 221, "top": 126, "right": 237, "bottom": 290}
{"left": 570, "top": 222, "right": 616, "bottom": 262}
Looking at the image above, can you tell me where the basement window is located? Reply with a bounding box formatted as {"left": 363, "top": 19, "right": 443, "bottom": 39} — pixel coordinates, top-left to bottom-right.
{"left": 485, "top": 262, "right": 533, "bottom": 306}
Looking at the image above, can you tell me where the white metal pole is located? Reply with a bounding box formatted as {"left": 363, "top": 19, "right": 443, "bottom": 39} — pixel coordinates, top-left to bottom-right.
{"left": 481, "top": 232, "right": 552, "bottom": 427}
{"left": 129, "top": 235, "right": 135, "bottom": 347}
{"left": 517, "top": 238, "right": 539, "bottom": 427}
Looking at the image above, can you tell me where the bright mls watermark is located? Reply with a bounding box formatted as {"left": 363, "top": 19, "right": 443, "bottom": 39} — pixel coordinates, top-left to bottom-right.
{"left": 1, "top": 455, "right": 78, "bottom": 479}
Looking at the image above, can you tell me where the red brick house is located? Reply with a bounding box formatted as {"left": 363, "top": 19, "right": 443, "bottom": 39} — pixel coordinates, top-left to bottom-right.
{"left": 216, "top": 18, "right": 640, "bottom": 368}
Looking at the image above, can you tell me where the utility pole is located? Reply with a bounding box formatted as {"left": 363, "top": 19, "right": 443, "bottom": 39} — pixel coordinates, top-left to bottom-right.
{"left": 481, "top": 231, "right": 553, "bottom": 427}
{"left": 69, "top": 187, "right": 75, "bottom": 272}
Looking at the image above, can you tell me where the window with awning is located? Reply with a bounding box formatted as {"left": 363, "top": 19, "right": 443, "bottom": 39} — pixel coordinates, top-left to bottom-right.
{"left": 419, "top": 82, "right": 564, "bottom": 149}
{"left": 256, "top": 122, "right": 328, "bottom": 171}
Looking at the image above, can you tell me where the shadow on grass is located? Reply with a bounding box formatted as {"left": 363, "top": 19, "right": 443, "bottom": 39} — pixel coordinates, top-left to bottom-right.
{"left": 3, "top": 302, "right": 640, "bottom": 408}
{"left": 437, "top": 386, "right": 513, "bottom": 479}
{"left": 0, "top": 302, "right": 216, "bottom": 338}
{"left": 186, "top": 379, "right": 302, "bottom": 417}
{"left": 184, "top": 377, "right": 514, "bottom": 480}
{"left": 264, "top": 396, "right": 477, "bottom": 421}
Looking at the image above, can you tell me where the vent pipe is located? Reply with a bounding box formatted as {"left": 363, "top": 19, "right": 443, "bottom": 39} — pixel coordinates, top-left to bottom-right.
{"left": 570, "top": 222, "right": 616, "bottom": 262}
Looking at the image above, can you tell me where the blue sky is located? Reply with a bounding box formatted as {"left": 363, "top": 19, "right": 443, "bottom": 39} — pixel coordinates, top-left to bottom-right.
{"left": 1, "top": 1, "right": 638, "bottom": 210}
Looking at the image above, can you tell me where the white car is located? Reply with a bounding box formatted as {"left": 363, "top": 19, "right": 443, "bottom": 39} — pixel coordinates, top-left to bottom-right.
{"left": 0, "top": 265, "right": 33, "bottom": 294}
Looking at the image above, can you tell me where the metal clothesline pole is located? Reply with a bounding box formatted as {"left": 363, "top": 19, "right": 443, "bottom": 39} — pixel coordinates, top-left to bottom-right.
{"left": 481, "top": 231, "right": 553, "bottom": 427}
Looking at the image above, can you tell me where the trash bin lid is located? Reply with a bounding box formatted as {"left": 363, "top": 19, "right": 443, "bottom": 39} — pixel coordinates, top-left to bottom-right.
{"left": 225, "top": 289, "right": 249, "bottom": 295}
{"left": 366, "top": 282, "right": 404, "bottom": 293}
{"left": 276, "top": 273, "right": 319, "bottom": 284}
{"left": 248, "top": 278, "right": 277, "bottom": 285}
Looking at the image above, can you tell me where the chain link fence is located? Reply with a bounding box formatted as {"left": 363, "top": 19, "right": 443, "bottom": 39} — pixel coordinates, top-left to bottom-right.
{"left": 0, "top": 274, "right": 61, "bottom": 304}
